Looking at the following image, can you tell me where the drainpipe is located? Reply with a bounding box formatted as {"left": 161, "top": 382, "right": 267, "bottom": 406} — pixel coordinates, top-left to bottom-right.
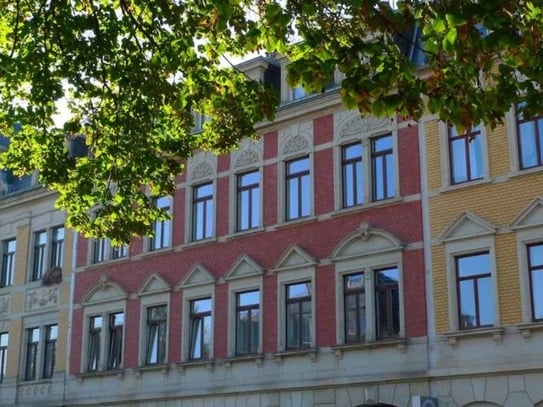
{"left": 418, "top": 115, "right": 437, "bottom": 396}
{"left": 64, "top": 229, "right": 78, "bottom": 404}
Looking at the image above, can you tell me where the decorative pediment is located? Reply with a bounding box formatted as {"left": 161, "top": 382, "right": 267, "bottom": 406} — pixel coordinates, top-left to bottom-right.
{"left": 234, "top": 149, "right": 260, "bottom": 168}
{"left": 82, "top": 276, "right": 127, "bottom": 305}
{"left": 225, "top": 255, "right": 264, "bottom": 281}
{"left": 190, "top": 161, "right": 213, "bottom": 180}
{"left": 336, "top": 110, "right": 392, "bottom": 139}
{"left": 137, "top": 272, "right": 171, "bottom": 296}
{"left": 178, "top": 263, "right": 216, "bottom": 288}
{"left": 333, "top": 222, "right": 403, "bottom": 260}
{"left": 274, "top": 245, "right": 316, "bottom": 272}
{"left": 279, "top": 121, "right": 313, "bottom": 156}
{"left": 510, "top": 197, "right": 543, "bottom": 229}
{"left": 439, "top": 211, "right": 496, "bottom": 242}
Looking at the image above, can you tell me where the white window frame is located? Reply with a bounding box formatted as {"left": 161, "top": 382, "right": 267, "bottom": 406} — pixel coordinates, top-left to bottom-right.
{"left": 180, "top": 283, "right": 215, "bottom": 362}
{"left": 184, "top": 153, "right": 217, "bottom": 244}
{"left": 334, "top": 237, "right": 405, "bottom": 344}
{"left": 148, "top": 196, "right": 173, "bottom": 251}
{"left": 89, "top": 238, "right": 128, "bottom": 264}
{"left": 138, "top": 293, "right": 170, "bottom": 367}
{"left": 333, "top": 112, "right": 399, "bottom": 212}
{"left": 1, "top": 238, "right": 16, "bottom": 288}
{"left": 444, "top": 235, "right": 499, "bottom": 332}
{"left": 277, "top": 121, "right": 315, "bottom": 224}
{"left": 506, "top": 105, "right": 543, "bottom": 175}
{"left": 438, "top": 121, "right": 490, "bottom": 190}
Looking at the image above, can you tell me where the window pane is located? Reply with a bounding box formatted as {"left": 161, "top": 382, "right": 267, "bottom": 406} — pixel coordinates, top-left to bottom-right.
{"left": 532, "top": 270, "right": 543, "bottom": 320}
{"left": 238, "top": 290, "right": 260, "bottom": 306}
{"left": 43, "top": 325, "right": 57, "bottom": 379}
{"left": 286, "top": 157, "right": 310, "bottom": 220}
{"left": 288, "top": 282, "right": 311, "bottom": 298}
{"left": 457, "top": 253, "right": 490, "bottom": 277}
{"left": 375, "top": 268, "right": 400, "bottom": 339}
{"left": 189, "top": 298, "right": 212, "bottom": 359}
{"left": 51, "top": 226, "right": 64, "bottom": 268}
{"left": 108, "top": 312, "right": 124, "bottom": 370}
{"left": 477, "top": 276, "right": 494, "bottom": 326}
{"left": 468, "top": 134, "right": 484, "bottom": 180}
{"left": 451, "top": 138, "right": 468, "bottom": 183}
{"left": 0, "top": 332, "right": 8, "bottom": 384}
{"left": 519, "top": 121, "right": 537, "bottom": 168}
{"left": 193, "top": 183, "right": 213, "bottom": 240}
{"left": 529, "top": 243, "right": 543, "bottom": 267}
{"left": 459, "top": 280, "right": 476, "bottom": 329}
{"left": 342, "top": 143, "right": 363, "bottom": 208}
{"left": 286, "top": 302, "right": 300, "bottom": 349}
{"left": 1, "top": 238, "right": 16, "bottom": 287}
{"left": 146, "top": 306, "right": 166, "bottom": 365}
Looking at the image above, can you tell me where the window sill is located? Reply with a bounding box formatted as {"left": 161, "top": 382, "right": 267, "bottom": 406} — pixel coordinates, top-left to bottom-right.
{"left": 133, "top": 364, "right": 169, "bottom": 376}
{"left": 273, "top": 348, "right": 318, "bottom": 364}
{"left": 221, "top": 354, "right": 264, "bottom": 369}
{"left": 331, "top": 338, "right": 407, "bottom": 359}
{"left": 509, "top": 165, "right": 543, "bottom": 179}
{"left": 225, "top": 227, "right": 265, "bottom": 241}
{"left": 274, "top": 216, "right": 317, "bottom": 230}
{"left": 517, "top": 321, "right": 543, "bottom": 341}
{"left": 331, "top": 196, "right": 403, "bottom": 218}
{"left": 134, "top": 246, "right": 173, "bottom": 260}
{"left": 180, "top": 237, "right": 218, "bottom": 250}
{"left": 443, "top": 326, "right": 504, "bottom": 348}
{"left": 438, "top": 177, "right": 491, "bottom": 194}
{"left": 76, "top": 369, "right": 124, "bottom": 381}
{"left": 85, "top": 256, "right": 130, "bottom": 269}
{"left": 177, "top": 359, "right": 214, "bottom": 375}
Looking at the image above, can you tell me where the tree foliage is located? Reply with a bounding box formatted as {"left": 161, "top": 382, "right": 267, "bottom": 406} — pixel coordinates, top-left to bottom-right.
{"left": 0, "top": 0, "right": 542, "bottom": 243}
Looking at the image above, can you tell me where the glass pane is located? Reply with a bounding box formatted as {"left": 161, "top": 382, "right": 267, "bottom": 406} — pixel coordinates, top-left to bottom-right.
{"left": 202, "top": 315, "right": 211, "bottom": 358}
{"left": 519, "top": 121, "right": 537, "bottom": 168}
{"left": 251, "top": 187, "right": 260, "bottom": 227}
{"left": 111, "top": 312, "right": 124, "bottom": 327}
{"left": 286, "top": 303, "right": 300, "bottom": 348}
{"left": 532, "top": 270, "right": 543, "bottom": 320}
{"left": 236, "top": 310, "right": 249, "bottom": 354}
{"left": 300, "top": 173, "right": 310, "bottom": 216}
{"left": 451, "top": 138, "right": 468, "bottom": 183}
{"left": 529, "top": 244, "right": 543, "bottom": 267}
{"left": 287, "top": 157, "right": 309, "bottom": 174}
{"left": 301, "top": 301, "right": 312, "bottom": 347}
{"left": 91, "top": 316, "right": 103, "bottom": 329}
{"left": 344, "top": 143, "right": 362, "bottom": 160}
{"left": 373, "top": 135, "right": 392, "bottom": 152}
{"left": 240, "top": 171, "right": 259, "bottom": 186}
{"left": 457, "top": 253, "right": 490, "bottom": 277}
{"left": 250, "top": 309, "right": 259, "bottom": 352}
{"left": 196, "top": 183, "right": 213, "bottom": 198}
{"left": 238, "top": 291, "right": 260, "bottom": 306}
{"left": 374, "top": 156, "right": 385, "bottom": 200}
{"left": 0, "top": 333, "right": 7, "bottom": 347}
{"left": 468, "top": 134, "right": 484, "bottom": 180}
{"left": 204, "top": 199, "right": 213, "bottom": 237}
{"left": 376, "top": 268, "right": 399, "bottom": 285}
{"left": 459, "top": 280, "right": 476, "bottom": 329}
{"left": 288, "top": 177, "right": 299, "bottom": 219}
{"left": 386, "top": 154, "right": 395, "bottom": 197}
{"left": 47, "top": 325, "right": 58, "bottom": 340}
{"left": 192, "top": 298, "right": 212, "bottom": 313}
{"left": 478, "top": 276, "right": 494, "bottom": 326}
{"left": 190, "top": 318, "right": 202, "bottom": 359}
{"left": 345, "top": 273, "right": 364, "bottom": 289}
{"left": 288, "top": 282, "right": 311, "bottom": 298}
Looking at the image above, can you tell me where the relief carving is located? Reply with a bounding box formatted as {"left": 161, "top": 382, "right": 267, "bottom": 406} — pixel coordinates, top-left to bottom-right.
{"left": 18, "top": 384, "right": 53, "bottom": 398}
{"left": 234, "top": 149, "right": 259, "bottom": 168}
{"left": 340, "top": 115, "right": 391, "bottom": 138}
{"left": 0, "top": 295, "right": 9, "bottom": 315}
{"left": 283, "top": 135, "right": 309, "bottom": 155}
{"left": 190, "top": 161, "right": 213, "bottom": 180}
{"left": 26, "top": 286, "right": 59, "bottom": 311}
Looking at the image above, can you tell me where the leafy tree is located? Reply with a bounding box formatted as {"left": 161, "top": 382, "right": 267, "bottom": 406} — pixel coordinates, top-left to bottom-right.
{"left": 0, "top": 0, "right": 541, "bottom": 243}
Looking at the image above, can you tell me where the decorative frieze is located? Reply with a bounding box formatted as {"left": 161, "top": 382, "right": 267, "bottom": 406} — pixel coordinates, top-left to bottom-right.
{"left": 0, "top": 295, "right": 9, "bottom": 315}
{"left": 25, "top": 286, "right": 59, "bottom": 312}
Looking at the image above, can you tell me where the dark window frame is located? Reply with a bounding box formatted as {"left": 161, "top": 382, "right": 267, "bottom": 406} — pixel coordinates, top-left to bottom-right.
{"left": 285, "top": 156, "right": 311, "bottom": 221}
{"left": 341, "top": 143, "right": 364, "bottom": 208}
{"left": 192, "top": 182, "right": 214, "bottom": 241}
{"left": 374, "top": 267, "right": 400, "bottom": 340}
{"left": 236, "top": 170, "right": 261, "bottom": 232}
{"left": 528, "top": 242, "right": 543, "bottom": 322}
{"left": 448, "top": 125, "right": 484, "bottom": 185}
{"left": 31, "top": 231, "right": 47, "bottom": 281}
{"left": 189, "top": 298, "right": 212, "bottom": 360}
{"left": 456, "top": 251, "right": 493, "bottom": 330}
{"left": 343, "top": 273, "right": 366, "bottom": 343}
{"left": 235, "top": 290, "right": 260, "bottom": 355}
{"left": 145, "top": 305, "right": 167, "bottom": 365}
{"left": 42, "top": 324, "right": 57, "bottom": 379}
{"left": 25, "top": 327, "right": 39, "bottom": 381}
{"left": 107, "top": 312, "right": 124, "bottom": 370}
{"left": 285, "top": 282, "right": 312, "bottom": 350}
{"left": 87, "top": 316, "right": 102, "bottom": 372}
{"left": 150, "top": 197, "right": 171, "bottom": 251}
{"left": 371, "top": 134, "right": 395, "bottom": 201}
{"left": 1, "top": 238, "right": 16, "bottom": 288}
{"left": 0, "top": 332, "right": 7, "bottom": 384}
{"left": 516, "top": 104, "right": 543, "bottom": 170}
{"left": 50, "top": 226, "right": 64, "bottom": 268}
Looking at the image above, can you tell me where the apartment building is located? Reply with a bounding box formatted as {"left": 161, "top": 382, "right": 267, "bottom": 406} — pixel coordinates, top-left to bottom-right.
{"left": 0, "top": 141, "right": 76, "bottom": 406}
{"left": 64, "top": 57, "right": 428, "bottom": 406}
{"left": 422, "top": 108, "right": 543, "bottom": 405}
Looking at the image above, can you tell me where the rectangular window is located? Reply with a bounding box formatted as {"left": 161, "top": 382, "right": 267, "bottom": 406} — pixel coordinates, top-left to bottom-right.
{"left": 342, "top": 143, "right": 364, "bottom": 207}
{"left": 25, "top": 328, "right": 40, "bottom": 381}
{"left": 516, "top": 104, "right": 543, "bottom": 169}
{"left": 189, "top": 298, "right": 212, "bottom": 359}
{"left": 145, "top": 305, "right": 167, "bottom": 365}
{"left": 111, "top": 245, "right": 128, "bottom": 260}
{"left": 371, "top": 134, "right": 395, "bottom": 201}
{"left": 236, "top": 291, "right": 260, "bottom": 355}
{"left": 192, "top": 183, "right": 214, "bottom": 241}
{"left": 107, "top": 312, "right": 124, "bottom": 370}
{"left": 286, "top": 282, "right": 312, "bottom": 350}
{"left": 375, "top": 267, "right": 400, "bottom": 339}
{"left": 286, "top": 157, "right": 310, "bottom": 220}
{"left": 344, "top": 273, "right": 366, "bottom": 343}
{"left": 449, "top": 125, "right": 484, "bottom": 184}
{"left": 150, "top": 197, "right": 171, "bottom": 251}
{"left": 87, "top": 316, "right": 102, "bottom": 372}
{"left": 528, "top": 243, "right": 543, "bottom": 321}
{"left": 0, "top": 332, "right": 7, "bottom": 383}
{"left": 237, "top": 171, "right": 260, "bottom": 231}
{"left": 92, "top": 238, "right": 107, "bottom": 263}
{"left": 32, "top": 231, "right": 47, "bottom": 281}
{"left": 1, "top": 238, "right": 16, "bottom": 288}
{"left": 456, "top": 252, "right": 493, "bottom": 329}
{"left": 50, "top": 226, "right": 64, "bottom": 268}
{"left": 42, "top": 325, "right": 57, "bottom": 379}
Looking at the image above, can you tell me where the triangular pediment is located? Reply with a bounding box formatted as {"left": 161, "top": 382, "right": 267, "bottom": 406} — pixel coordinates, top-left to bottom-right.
{"left": 225, "top": 255, "right": 264, "bottom": 281}
{"left": 137, "top": 272, "right": 171, "bottom": 296}
{"left": 333, "top": 222, "right": 403, "bottom": 260}
{"left": 274, "top": 245, "right": 316, "bottom": 272}
{"left": 511, "top": 197, "right": 543, "bottom": 229}
{"left": 439, "top": 211, "right": 495, "bottom": 242}
{"left": 82, "top": 276, "right": 127, "bottom": 305}
{"left": 178, "top": 263, "right": 216, "bottom": 288}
